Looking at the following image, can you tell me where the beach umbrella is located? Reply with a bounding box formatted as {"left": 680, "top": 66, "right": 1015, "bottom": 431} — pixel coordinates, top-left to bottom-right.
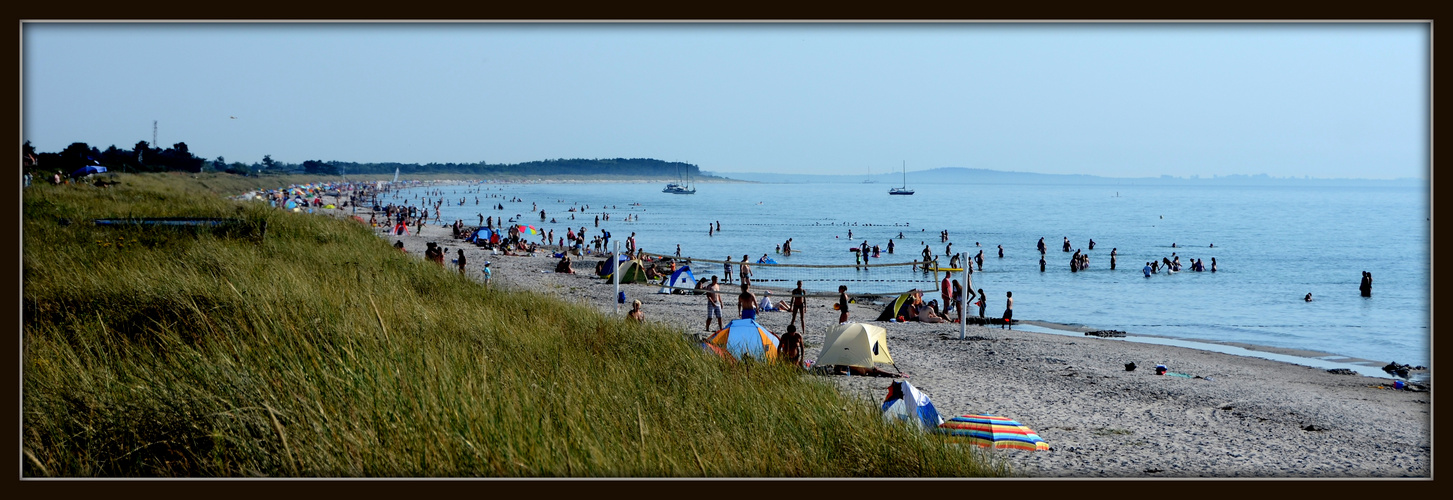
{"left": 706, "top": 318, "right": 780, "bottom": 361}
{"left": 935, "top": 414, "right": 1049, "bottom": 451}
{"left": 70, "top": 165, "right": 107, "bottom": 177}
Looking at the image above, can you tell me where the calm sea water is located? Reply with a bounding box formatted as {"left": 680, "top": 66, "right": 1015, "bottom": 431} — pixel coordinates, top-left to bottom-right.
{"left": 395, "top": 180, "right": 1430, "bottom": 367}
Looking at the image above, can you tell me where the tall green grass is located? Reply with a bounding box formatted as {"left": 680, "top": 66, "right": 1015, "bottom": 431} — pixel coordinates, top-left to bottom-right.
{"left": 22, "top": 174, "right": 1007, "bottom": 477}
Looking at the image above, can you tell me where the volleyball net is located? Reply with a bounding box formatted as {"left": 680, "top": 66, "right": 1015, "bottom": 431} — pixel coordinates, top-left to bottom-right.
{"left": 638, "top": 252, "right": 944, "bottom": 298}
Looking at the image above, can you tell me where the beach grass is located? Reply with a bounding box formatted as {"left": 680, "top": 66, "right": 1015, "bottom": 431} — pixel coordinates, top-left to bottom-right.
{"left": 22, "top": 173, "right": 1007, "bottom": 477}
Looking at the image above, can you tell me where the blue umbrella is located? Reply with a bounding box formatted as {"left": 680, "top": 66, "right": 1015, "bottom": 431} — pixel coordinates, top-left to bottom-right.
{"left": 71, "top": 165, "right": 107, "bottom": 177}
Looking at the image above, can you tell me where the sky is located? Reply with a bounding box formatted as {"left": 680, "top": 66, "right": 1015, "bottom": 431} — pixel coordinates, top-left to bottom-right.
{"left": 22, "top": 23, "right": 1429, "bottom": 180}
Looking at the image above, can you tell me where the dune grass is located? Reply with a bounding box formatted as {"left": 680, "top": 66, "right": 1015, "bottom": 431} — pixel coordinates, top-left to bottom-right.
{"left": 22, "top": 174, "right": 1008, "bottom": 477}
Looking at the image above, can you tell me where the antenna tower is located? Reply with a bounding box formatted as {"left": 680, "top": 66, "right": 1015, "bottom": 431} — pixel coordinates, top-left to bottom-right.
{"left": 152, "top": 120, "right": 158, "bottom": 147}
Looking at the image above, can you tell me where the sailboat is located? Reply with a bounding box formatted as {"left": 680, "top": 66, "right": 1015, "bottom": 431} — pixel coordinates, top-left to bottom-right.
{"left": 863, "top": 166, "right": 875, "bottom": 184}
{"left": 888, "top": 161, "right": 914, "bottom": 195}
{"left": 663, "top": 163, "right": 696, "bottom": 194}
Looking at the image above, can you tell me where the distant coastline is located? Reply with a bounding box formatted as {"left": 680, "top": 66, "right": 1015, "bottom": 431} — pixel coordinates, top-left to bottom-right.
{"left": 712, "top": 167, "right": 1425, "bottom": 187}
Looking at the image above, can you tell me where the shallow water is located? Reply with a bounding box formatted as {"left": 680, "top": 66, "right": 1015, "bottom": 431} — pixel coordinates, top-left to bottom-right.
{"left": 393, "top": 180, "right": 1430, "bottom": 367}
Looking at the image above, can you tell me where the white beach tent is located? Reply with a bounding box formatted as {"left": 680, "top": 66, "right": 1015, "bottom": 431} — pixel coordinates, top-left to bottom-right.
{"left": 815, "top": 322, "right": 895, "bottom": 369}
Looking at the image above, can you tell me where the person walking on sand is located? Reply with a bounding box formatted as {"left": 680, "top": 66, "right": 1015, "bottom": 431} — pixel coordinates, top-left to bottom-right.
{"left": 723, "top": 256, "right": 734, "bottom": 284}
{"left": 738, "top": 283, "right": 758, "bottom": 320}
{"left": 976, "top": 288, "right": 986, "bottom": 318}
{"left": 740, "top": 255, "right": 752, "bottom": 287}
{"left": 481, "top": 261, "right": 492, "bottom": 287}
{"left": 705, "top": 276, "right": 724, "bottom": 331}
{"left": 791, "top": 280, "right": 808, "bottom": 330}
{"left": 1001, "top": 291, "right": 1013, "bottom": 329}
{"left": 837, "top": 285, "right": 850, "bottom": 324}
{"left": 456, "top": 249, "right": 467, "bottom": 274}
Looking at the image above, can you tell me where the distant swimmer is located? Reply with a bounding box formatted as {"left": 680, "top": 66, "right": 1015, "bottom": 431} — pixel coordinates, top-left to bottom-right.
{"left": 1143, "top": 262, "right": 1153, "bottom": 277}
{"left": 1063, "top": 237, "right": 1071, "bottom": 252}
{"left": 1211, "top": 257, "right": 1217, "bottom": 273}
{"left": 1171, "top": 242, "right": 1177, "bottom": 248}
{"left": 1038, "top": 237, "right": 1046, "bottom": 254}
{"left": 1110, "top": 248, "right": 1118, "bottom": 270}
{"left": 1305, "top": 293, "right": 1313, "bottom": 302}
{"left": 1088, "top": 239, "right": 1095, "bottom": 250}
{"left": 1040, "top": 255, "right": 1046, "bottom": 272}
{"left": 998, "top": 244, "right": 1004, "bottom": 258}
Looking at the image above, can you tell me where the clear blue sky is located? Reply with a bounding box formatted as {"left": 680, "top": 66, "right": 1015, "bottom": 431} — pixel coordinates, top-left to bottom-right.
{"left": 22, "top": 22, "right": 1428, "bottom": 179}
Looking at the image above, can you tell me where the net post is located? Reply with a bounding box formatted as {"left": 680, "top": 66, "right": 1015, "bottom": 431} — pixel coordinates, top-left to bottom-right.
{"left": 959, "top": 252, "right": 968, "bottom": 340}
{"left": 614, "top": 240, "right": 621, "bottom": 316}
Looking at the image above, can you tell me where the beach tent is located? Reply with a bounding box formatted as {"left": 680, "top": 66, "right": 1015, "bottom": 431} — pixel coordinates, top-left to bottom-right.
{"left": 607, "top": 259, "right": 650, "bottom": 284}
{"left": 815, "top": 322, "right": 894, "bottom": 369}
{"left": 706, "top": 318, "right": 780, "bottom": 361}
{"left": 881, "top": 380, "right": 944, "bottom": 430}
{"left": 660, "top": 265, "right": 696, "bottom": 294}
{"left": 598, "top": 253, "right": 630, "bottom": 277}
{"left": 875, "top": 292, "right": 919, "bottom": 321}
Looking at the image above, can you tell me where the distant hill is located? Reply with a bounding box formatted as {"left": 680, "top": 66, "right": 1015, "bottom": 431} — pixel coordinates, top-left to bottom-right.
{"left": 709, "top": 167, "right": 1424, "bottom": 187}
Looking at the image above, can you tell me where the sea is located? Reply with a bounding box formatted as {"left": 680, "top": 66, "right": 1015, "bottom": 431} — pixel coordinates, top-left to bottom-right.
{"left": 391, "top": 180, "right": 1431, "bottom": 370}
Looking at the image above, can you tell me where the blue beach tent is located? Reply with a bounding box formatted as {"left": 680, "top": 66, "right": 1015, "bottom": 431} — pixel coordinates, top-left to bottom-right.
{"left": 660, "top": 265, "right": 696, "bottom": 294}
{"left": 881, "top": 380, "right": 944, "bottom": 430}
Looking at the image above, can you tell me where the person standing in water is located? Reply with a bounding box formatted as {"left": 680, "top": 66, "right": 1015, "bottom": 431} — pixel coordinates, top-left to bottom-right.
{"left": 1360, "top": 271, "right": 1373, "bottom": 297}
{"left": 1110, "top": 248, "right": 1118, "bottom": 270}
{"left": 1040, "top": 255, "right": 1046, "bottom": 272}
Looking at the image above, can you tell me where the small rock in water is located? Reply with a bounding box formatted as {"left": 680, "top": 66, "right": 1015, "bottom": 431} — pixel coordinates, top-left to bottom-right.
{"left": 1086, "top": 330, "right": 1126, "bottom": 338}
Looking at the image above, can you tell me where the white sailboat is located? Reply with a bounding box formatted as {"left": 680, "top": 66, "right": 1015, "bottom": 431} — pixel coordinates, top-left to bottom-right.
{"left": 889, "top": 161, "right": 914, "bottom": 195}
{"left": 663, "top": 164, "right": 696, "bottom": 194}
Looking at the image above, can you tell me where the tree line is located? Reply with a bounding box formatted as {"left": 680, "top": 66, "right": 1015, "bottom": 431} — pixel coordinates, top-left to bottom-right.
{"left": 23, "top": 140, "right": 710, "bottom": 179}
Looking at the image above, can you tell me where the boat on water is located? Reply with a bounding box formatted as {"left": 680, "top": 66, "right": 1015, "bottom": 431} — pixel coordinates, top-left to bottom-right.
{"left": 664, "top": 164, "right": 696, "bottom": 194}
{"left": 663, "top": 182, "right": 696, "bottom": 194}
{"left": 889, "top": 161, "right": 914, "bottom": 195}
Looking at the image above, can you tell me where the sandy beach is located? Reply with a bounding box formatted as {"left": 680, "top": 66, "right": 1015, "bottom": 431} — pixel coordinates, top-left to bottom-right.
{"left": 318, "top": 199, "right": 1430, "bottom": 478}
